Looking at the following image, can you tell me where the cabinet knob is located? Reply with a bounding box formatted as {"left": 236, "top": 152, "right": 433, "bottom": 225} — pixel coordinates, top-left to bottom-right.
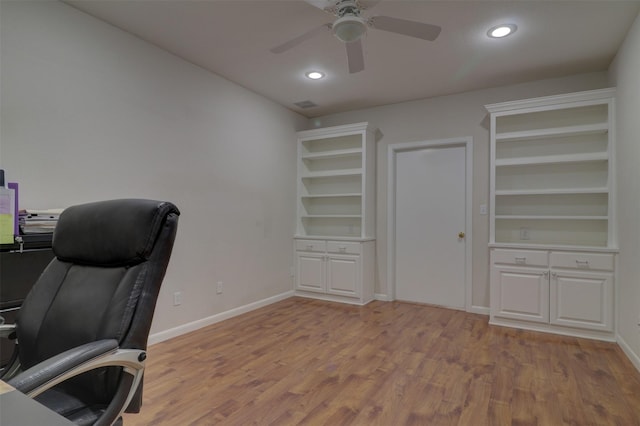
{"left": 458, "top": 232, "right": 465, "bottom": 239}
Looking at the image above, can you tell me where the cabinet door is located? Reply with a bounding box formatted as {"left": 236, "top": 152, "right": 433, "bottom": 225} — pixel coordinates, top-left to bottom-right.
{"left": 491, "top": 266, "right": 549, "bottom": 323}
{"left": 550, "top": 270, "right": 613, "bottom": 331}
{"left": 296, "top": 253, "right": 325, "bottom": 293}
{"left": 326, "top": 254, "right": 360, "bottom": 298}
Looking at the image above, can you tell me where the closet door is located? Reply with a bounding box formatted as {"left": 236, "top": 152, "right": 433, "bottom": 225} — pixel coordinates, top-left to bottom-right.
{"left": 393, "top": 143, "right": 467, "bottom": 309}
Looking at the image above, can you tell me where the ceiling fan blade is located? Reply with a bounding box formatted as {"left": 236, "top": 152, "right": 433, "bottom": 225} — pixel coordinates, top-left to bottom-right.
{"left": 303, "top": 0, "right": 336, "bottom": 12}
{"left": 270, "top": 23, "right": 331, "bottom": 54}
{"left": 370, "top": 16, "right": 442, "bottom": 41}
{"left": 346, "top": 39, "right": 365, "bottom": 74}
{"left": 358, "top": 0, "right": 382, "bottom": 10}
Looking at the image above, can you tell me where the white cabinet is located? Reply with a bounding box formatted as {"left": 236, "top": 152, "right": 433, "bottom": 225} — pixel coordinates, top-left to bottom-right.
{"left": 490, "top": 248, "right": 615, "bottom": 340}
{"left": 295, "top": 239, "right": 374, "bottom": 305}
{"left": 326, "top": 255, "right": 360, "bottom": 297}
{"left": 294, "top": 123, "right": 376, "bottom": 305}
{"left": 296, "top": 252, "right": 325, "bottom": 293}
{"left": 491, "top": 265, "right": 549, "bottom": 324}
{"left": 549, "top": 252, "right": 614, "bottom": 332}
{"left": 486, "top": 89, "right": 617, "bottom": 341}
{"left": 486, "top": 88, "right": 616, "bottom": 248}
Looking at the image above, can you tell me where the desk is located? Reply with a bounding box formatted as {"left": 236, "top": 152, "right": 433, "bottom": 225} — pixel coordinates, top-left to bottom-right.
{"left": 0, "top": 381, "right": 74, "bottom": 425}
{"left": 0, "top": 234, "right": 54, "bottom": 367}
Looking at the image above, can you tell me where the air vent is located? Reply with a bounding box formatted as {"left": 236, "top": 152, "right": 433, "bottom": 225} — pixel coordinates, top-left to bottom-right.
{"left": 294, "top": 100, "right": 318, "bottom": 109}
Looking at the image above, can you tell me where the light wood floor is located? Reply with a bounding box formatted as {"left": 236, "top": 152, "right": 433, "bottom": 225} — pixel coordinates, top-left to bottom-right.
{"left": 124, "top": 297, "right": 640, "bottom": 425}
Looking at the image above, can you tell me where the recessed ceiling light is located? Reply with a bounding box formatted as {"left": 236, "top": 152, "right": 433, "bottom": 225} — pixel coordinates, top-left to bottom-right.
{"left": 487, "top": 24, "right": 517, "bottom": 39}
{"left": 305, "top": 71, "right": 325, "bottom": 80}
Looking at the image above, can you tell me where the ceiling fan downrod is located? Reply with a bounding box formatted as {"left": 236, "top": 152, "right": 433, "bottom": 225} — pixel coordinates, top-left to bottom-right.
{"left": 335, "top": 0, "right": 361, "bottom": 17}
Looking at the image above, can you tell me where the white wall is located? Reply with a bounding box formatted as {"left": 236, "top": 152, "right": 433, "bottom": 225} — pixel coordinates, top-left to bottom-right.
{"left": 0, "top": 1, "right": 307, "bottom": 335}
{"left": 311, "top": 72, "right": 610, "bottom": 310}
{"left": 609, "top": 12, "right": 640, "bottom": 369}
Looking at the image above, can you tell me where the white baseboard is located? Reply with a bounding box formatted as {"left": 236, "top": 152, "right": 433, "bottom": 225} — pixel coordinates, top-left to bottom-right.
{"left": 617, "top": 334, "right": 640, "bottom": 373}
{"left": 373, "top": 294, "right": 489, "bottom": 316}
{"left": 469, "top": 305, "right": 490, "bottom": 316}
{"left": 374, "top": 293, "right": 392, "bottom": 301}
{"left": 148, "top": 290, "right": 295, "bottom": 345}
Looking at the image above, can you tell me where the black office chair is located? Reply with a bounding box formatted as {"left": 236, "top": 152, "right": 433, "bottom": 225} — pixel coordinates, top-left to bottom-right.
{"left": 0, "top": 199, "right": 179, "bottom": 425}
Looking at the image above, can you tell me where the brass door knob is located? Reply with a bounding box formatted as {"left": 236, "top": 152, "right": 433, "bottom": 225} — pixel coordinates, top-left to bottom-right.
{"left": 458, "top": 232, "right": 465, "bottom": 238}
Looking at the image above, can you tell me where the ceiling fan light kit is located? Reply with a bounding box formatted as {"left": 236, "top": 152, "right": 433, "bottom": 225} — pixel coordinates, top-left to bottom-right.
{"left": 271, "top": 0, "right": 442, "bottom": 74}
{"left": 332, "top": 15, "right": 367, "bottom": 43}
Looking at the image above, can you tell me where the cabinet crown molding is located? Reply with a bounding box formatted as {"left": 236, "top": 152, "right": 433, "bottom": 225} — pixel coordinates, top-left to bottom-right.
{"left": 485, "top": 87, "right": 616, "bottom": 114}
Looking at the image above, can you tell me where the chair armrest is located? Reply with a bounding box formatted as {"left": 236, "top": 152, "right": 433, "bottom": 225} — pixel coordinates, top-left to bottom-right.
{"left": 0, "top": 323, "right": 20, "bottom": 380}
{"left": 7, "top": 339, "right": 148, "bottom": 426}
{"left": 7, "top": 339, "right": 119, "bottom": 395}
{"left": 0, "top": 323, "right": 16, "bottom": 339}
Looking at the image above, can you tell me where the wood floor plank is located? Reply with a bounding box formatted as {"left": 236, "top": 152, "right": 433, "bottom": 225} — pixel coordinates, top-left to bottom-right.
{"left": 123, "top": 298, "right": 640, "bottom": 425}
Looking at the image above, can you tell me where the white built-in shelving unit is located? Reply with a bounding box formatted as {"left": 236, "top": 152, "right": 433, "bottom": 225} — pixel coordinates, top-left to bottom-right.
{"left": 294, "top": 122, "right": 376, "bottom": 305}
{"left": 487, "top": 88, "right": 616, "bottom": 249}
{"left": 486, "top": 88, "right": 618, "bottom": 341}
{"left": 296, "top": 122, "right": 375, "bottom": 240}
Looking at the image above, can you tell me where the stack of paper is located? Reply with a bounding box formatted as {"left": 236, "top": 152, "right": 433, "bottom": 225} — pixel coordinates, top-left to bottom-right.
{"left": 19, "top": 208, "right": 64, "bottom": 234}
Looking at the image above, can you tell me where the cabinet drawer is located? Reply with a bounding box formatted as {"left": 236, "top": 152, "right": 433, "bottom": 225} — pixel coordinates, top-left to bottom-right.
{"left": 327, "top": 241, "right": 361, "bottom": 255}
{"left": 550, "top": 252, "right": 614, "bottom": 271}
{"left": 492, "top": 249, "right": 548, "bottom": 267}
{"left": 295, "top": 240, "right": 326, "bottom": 253}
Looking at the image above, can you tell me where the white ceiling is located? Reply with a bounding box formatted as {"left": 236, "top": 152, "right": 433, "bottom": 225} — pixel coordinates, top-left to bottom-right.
{"left": 64, "top": 0, "right": 640, "bottom": 118}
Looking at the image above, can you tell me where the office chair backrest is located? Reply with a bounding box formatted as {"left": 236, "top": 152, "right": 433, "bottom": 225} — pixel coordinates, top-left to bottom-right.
{"left": 15, "top": 199, "right": 179, "bottom": 411}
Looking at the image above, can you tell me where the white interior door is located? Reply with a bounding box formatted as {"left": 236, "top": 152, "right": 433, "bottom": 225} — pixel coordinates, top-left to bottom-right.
{"left": 391, "top": 141, "right": 469, "bottom": 309}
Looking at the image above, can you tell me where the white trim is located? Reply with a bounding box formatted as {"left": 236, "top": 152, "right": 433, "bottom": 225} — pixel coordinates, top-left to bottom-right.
{"left": 387, "top": 137, "right": 474, "bottom": 311}
{"left": 374, "top": 293, "right": 392, "bottom": 302}
{"left": 490, "top": 317, "right": 616, "bottom": 342}
{"left": 470, "top": 305, "right": 490, "bottom": 316}
{"left": 294, "top": 292, "right": 371, "bottom": 306}
{"left": 297, "top": 122, "right": 369, "bottom": 140}
{"left": 485, "top": 88, "right": 616, "bottom": 114}
{"left": 148, "top": 291, "right": 295, "bottom": 345}
{"left": 617, "top": 334, "right": 640, "bottom": 373}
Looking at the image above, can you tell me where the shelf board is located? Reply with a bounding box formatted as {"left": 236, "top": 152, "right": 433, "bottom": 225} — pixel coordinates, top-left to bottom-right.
{"left": 489, "top": 242, "right": 617, "bottom": 252}
{"left": 301, "top": 169, "right": 363, "bottom": 179}
{"left": 301, "top": 148, "right": 362, "bottom": 160}
{"left": 301, "top": 215, "right": 362, "bottom": 219}
{"left": 295, "top": 235, "right": 375, "bottom": 242}
{"left": 301, "top": 193, "right": 362, "bottom": 199}
{"left": 495, "top": 187, "right": 609, "bottom": 196}
{"left": 495, "top": 122, "right": 608, "bottom": 142}
{"left": 495, "top": 215, "right": 608, "bottom": 220}
{"left": 495, "top": 152, "right": 608, "bottom": 167}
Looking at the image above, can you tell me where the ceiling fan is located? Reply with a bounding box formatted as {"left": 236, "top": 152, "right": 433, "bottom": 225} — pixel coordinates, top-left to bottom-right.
{"left": 270, "top": 0, "right": 442, "bottom": 74}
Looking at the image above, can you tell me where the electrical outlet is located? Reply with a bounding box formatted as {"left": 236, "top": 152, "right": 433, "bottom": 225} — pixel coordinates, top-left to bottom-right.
{"left": 216, "top": 281, "right": 223, "bottom": 294}
{"left": 519, "top": 227, "right": 530, "bottom": 240}
{"left": 173, "top": 291, "right": 182, "bottom": 306}
{"left": 479, "top": 204, "right": 488, "bottom": 215}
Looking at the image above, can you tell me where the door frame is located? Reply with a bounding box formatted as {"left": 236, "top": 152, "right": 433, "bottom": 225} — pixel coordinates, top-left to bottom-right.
{"left": 387, "top": 136, "right": 473, "bottom": 311}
